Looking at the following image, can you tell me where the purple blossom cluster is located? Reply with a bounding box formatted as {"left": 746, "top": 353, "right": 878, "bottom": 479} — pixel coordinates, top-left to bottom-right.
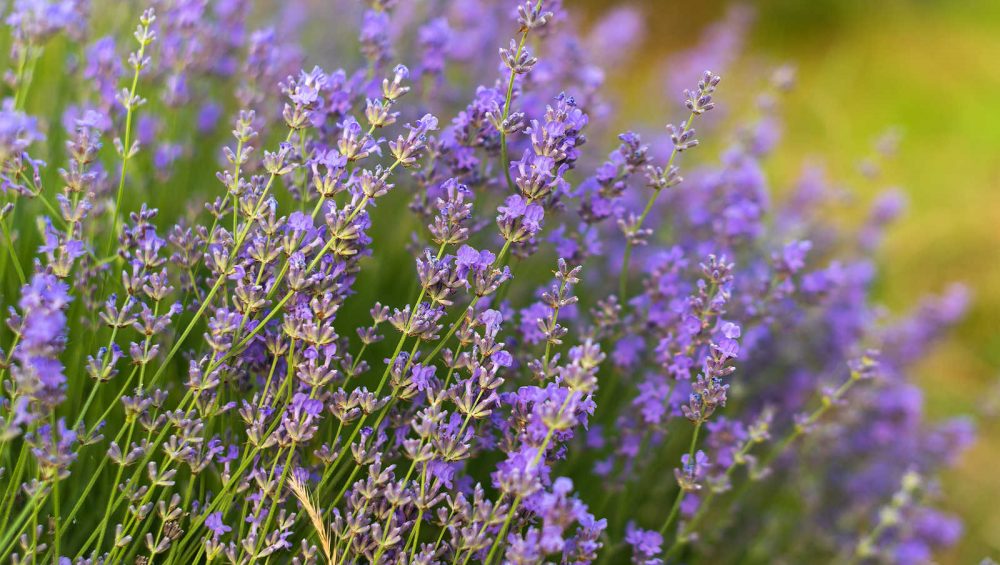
{"left": 0, "top": 0, "right": 974, "bottom": 564}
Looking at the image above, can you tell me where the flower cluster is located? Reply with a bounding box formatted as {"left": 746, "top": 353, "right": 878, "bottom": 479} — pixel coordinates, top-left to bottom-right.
{"left": 0, "top": 1, "right": 972, "bottom": 564}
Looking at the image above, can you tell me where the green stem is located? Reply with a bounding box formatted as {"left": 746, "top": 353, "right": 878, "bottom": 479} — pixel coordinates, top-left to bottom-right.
{"left": 496, "top": 0, "right": 543, "bottom": 193}
{"left": 0, "top": 218, "right": 25, "bottom": 285}
{"left": 0, "top": 489, "right": 44, "bottom": 561}
{"left": 479, "top": 393, "right": 574, "bottom": 564}
{"left": 425, "top": 239, "right": 513, "bottom": 365}
{"left": 0, "top": 441, "right": 29, "bottom": 529}
{"left": 50, "top": 414, "right": 61, "bottom": 560}
{"left": 663, "top": 436, "right": 757, "bottom": 561}
{"left": 91, "top": 419, "right": 137, "bottom": 556}
{"left": 660, "top": 420, "right": 703, "bottom": 536}
{"left": 105, "top": 18, "right": 152, "bottom": 258}
{"left": 248, "top": 448, "right": 296, "bottom": 562}
{"left": 619, "top": 112, "right": 697, "bottom": 304}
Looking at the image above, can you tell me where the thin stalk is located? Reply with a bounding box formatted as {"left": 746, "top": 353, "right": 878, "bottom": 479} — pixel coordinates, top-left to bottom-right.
{"left": 50, "top": 413, "right": 61, "bottom": 560}
{"left": 618, "top": 112, "right": 697, "bottom": 302}
{"left": 0, "top": 489, "right": 44, "bottom": 561}
{"left": 105, "top": 15, "right": 154, "bottom": 258}
{"left": 663, "top": 436, "right": 757, "bottom": 561}
{"left": 659, "top": 420, "right": 702, "bottom": 536}
{"left": 425, "top": 238, "right": 513, "bottom": 364}
{"left": 479, "top": 393, "right": 575, "bottom": 564}
{"left": 496, "top": 0, "right": 543, "bottom": 193}
{"left": 667, "top": 369, "right": 866, "bottom": 560}
{"left": 91, "top": 419, "right": 137, "bottom": 556}
{"left": 0, "top": 218, "right": 25, "bottom": 285}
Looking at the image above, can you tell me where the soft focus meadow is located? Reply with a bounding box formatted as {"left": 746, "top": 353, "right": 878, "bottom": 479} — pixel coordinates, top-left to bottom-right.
{"left": 575, "top": 1, "right": 1000, "bottom": 562}
{"left": 0, "top": 0, "right": 997, "bottom": 564}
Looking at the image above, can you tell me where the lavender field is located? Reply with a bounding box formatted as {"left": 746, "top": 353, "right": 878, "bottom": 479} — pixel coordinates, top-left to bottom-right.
{"left": 0, "top": 0, "right": 996, "bottom": 563}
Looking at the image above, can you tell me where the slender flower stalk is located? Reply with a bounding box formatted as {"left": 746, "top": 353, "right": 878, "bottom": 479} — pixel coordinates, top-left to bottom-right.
{"left": 618, "top": 71, "right": 720, "bottom": 302}
{"left": 106, "top": 9, "right": 156, "bottom": 258}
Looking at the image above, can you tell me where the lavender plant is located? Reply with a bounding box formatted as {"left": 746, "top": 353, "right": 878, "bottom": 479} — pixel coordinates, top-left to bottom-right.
{"left": 0, "top": 0, "right": 973, "bottom": 563}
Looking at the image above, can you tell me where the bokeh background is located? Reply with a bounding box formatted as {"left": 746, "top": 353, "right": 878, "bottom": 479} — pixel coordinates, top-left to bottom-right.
{"left": 570, "top": 0, "right": 999, "bottom": 561}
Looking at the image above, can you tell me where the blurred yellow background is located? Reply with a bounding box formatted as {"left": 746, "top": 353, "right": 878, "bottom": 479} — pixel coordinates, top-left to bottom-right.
{"left": 577, "top": 0, "right": 1000, "bottom": 561}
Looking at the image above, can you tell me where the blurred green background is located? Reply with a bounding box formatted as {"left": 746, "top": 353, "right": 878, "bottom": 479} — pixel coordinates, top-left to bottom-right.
{"left": 574, "top": 0, "right": 1000, "bottom": 561}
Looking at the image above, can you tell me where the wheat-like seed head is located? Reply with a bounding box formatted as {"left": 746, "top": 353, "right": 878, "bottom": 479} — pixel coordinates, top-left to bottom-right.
{"left": 289, "top": 474, "right": 333, "bottom": 563}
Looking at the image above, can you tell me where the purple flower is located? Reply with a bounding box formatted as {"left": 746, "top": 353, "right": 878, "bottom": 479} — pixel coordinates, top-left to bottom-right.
{"left": 7, "top": 0, "right": 87, "bottom": 43}
{"left": 715, "top": 321, "right": 741, "bottom": 359}
{"left": 418, "top": 17, "right": 452, "bottom": 77}
{"left": 287, "top": 210, "right": 313, "bottom": 233}
{"left": 778, "top": 240, "right": 811, "bottom": 274}
{"left": 10, "top": 273, "right": 72, "bottom": 422}
{"left": 359, "top": 8, "right": 391, "bottom": 65}
{"left": 410, "top": 363, "right": 436, "bottom": 392}
{"left": 625, "top": 522, "right": 663, "bottom": 561}
{"left": 498, "top": 194, "right": 528, "bottom": 220}
{"left": 456, "top": 244, "right": 495, "bottom": 277}
{"left": 205, "top": 512, "right": 232, "bottom": 538}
